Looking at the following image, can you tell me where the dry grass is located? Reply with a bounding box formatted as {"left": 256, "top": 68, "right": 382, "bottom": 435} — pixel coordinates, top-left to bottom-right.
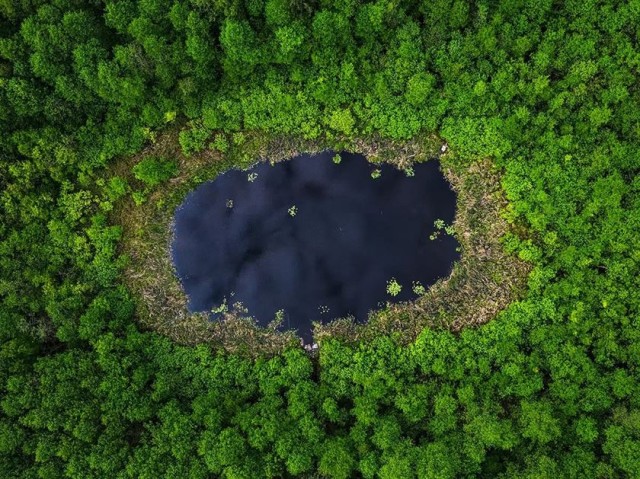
{"left": 110, "top": 128, "right": 530, "bottom": 356}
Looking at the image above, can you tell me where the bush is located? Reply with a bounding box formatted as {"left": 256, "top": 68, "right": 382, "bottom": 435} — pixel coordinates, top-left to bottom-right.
{"left": 179, "top": 124, "right": 211, "bottom": 155}
{"left": 132, "top": 157, "right": 178, "bottom": 187}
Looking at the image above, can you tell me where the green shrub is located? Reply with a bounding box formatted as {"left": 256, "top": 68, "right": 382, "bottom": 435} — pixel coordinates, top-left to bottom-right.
{"left": 132, "top": 157, "right": 178, "bottom": 187}
{"left": 179, "top": 124, "right": 211, "bottom": 155}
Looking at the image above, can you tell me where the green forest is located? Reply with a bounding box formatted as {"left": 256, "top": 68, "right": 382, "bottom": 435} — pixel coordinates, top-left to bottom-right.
{"left": 1, "top": 0, "right": 640, "bottom": 477}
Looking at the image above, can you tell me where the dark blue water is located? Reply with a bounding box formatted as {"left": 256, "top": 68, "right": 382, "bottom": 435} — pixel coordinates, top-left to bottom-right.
{"left": 171, "top": 152, "right": 458, "bottom": 342}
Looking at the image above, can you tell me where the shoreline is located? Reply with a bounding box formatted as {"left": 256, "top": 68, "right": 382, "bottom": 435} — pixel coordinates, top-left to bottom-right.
{"left": 109, "top": 129, "right": 530, "bottom": 357}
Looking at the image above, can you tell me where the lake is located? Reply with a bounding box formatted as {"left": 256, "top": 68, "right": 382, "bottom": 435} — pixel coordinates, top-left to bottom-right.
{"left": 171, "top": 151, "right": 459, "bottom": 343}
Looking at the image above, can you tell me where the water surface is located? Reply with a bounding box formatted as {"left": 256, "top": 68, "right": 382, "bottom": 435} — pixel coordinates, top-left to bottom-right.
{"left": 171, "top": 152, "right": 458, "bottom": 342}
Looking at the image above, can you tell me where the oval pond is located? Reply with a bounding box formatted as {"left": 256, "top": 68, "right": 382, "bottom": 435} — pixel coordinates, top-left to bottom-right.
{"left": 171, "top": 152, "right": 459, "bottom": 342}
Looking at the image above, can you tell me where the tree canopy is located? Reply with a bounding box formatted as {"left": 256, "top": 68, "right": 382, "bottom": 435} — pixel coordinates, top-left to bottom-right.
{"left": 1, "top": 0, "right": 640, "bottom": 477}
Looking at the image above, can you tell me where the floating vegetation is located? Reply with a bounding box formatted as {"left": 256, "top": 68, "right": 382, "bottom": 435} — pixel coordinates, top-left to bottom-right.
{"left": 429, "top": 218, "right": 455, "bottom": 240}
{"left": 386, "top": 278, "right": 402, "bottom": 297}
{"left": 412, "top": 281, "right": 426, "bottom": 296}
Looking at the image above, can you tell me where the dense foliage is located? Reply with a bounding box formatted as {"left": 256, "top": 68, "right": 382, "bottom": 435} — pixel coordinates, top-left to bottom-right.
{"left": 1, "top": 0, "right": 640, "bottom": 477}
